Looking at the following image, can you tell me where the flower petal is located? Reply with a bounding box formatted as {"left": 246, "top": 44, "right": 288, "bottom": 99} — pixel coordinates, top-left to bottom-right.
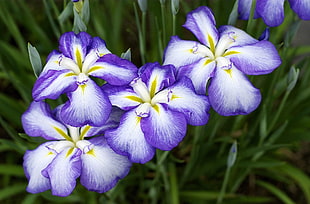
{"left": 163, "top": 36, "right": 206, "bottom": 68}
{"left": 32, "top": 69, "right": 77, "bottom": 101}
{"left": 183, "top": 6, "right": 219, "bottom": 50}
{"left": 142, "top": 103, "right": 187, "bottom": 151}
{"left": 105, "top": 109, "right": 156, "bottom": 164}
{"left": 256, "top": 0, "right": 285, "bottom": 27}
{"left": 42, "top": 147, "right": 82, "bottom": 197}
{"left": 167, "top": 77, "right": 210, "bottom": 126}
{"left": 88, "top": 54, "right": 138, "bottom": 86}
{"left": 80, "top": 136, "right": 131, "bottom": 193}
{"left": 288, "top": 0, "right": 310, "bottom": 20}
{"left": 23, "top": 141, "right": 56, "bottom": 194}
{"left": 89, "top": 37, "right": 111, "bottom": 56}
{"left": 103, "top": 85, "right": 141, "bottom": 110}
{"left": 60, "top": 79, "right": 112, "bottom": 127}
{"left": 238, "top": 0, "right": 259, "bottom": 20}
{"left": 208, "top": 65, "right": 262, "bottom": 116}
{"left": 178, "top": 58, "right": 216, "bottom": 94}
{"left": 227, "top": 40, "right": 281, "bottom": 75}
{"left": 22, "top": 101, "right": 68, "bottom": 140}
{"left": 59, "top": 31, "right": 92, "bottom": 63}
{"left": 140, "top": 62, "right": 176, "bottom": 96}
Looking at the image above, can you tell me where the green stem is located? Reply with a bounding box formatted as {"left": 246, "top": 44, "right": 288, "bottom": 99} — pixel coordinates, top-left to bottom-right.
{"left": 169, "top": 162, "right": 179, "bottom": 204}
{"left": 161, "top": 3, "right": 167, "bottom": 46}
{"left": 217, "top": 167, "right": 231, "bottom": 204}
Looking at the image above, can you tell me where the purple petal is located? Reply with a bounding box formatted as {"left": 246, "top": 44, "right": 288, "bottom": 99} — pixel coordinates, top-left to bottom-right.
{"left": 256, "top": 0, "right": 285, "bottom": 27}
{"left": 183, "top": 6, "right": 219, "bottom": 49}
{"left": 163, "top": 36, "right": 206, "bottom": 68}
{"left": 178, "top": 58, "right": 216, "bottom": 94}
{"left": 60, "top": 79, "right": 112, "bottom": 127}
{"left": 208, "top": 65, "right": 262, "bottom": 116}
{"left": 32, "top": 69, "right": 77, "bottom": 101}
{"left": 167, "top": 77, "right": 210, "bottom": 126}
{"left": 80, "top": 136, "right": 131, "bottom": 193}
{"left": 288, "top": 0, "right": 310, "bottom": 20}
{"left": 21, "top": 101, "right": 68, "bottom": 140}
{"left": 89, "top": 54, "right": 138, "bottom": 86}
{"left": 89, "top": 37, "right": 111, "bottom": 56}
{"left": 42, "top": 147, "right": 82, "bottom": 197}
{"left": 227, "top": 40, "right": 281, "bottom": 75}
{"left": 142, "top": 103, "right": 187, "bottom": 151}
{"left": 23, "top": 141, "right": 56, "bottom": 194}
{"left": 238, "top": 0, "right": 260, "bottom": 20}
{"left": 105, "top": 109, "right": 156, "bottom": 164}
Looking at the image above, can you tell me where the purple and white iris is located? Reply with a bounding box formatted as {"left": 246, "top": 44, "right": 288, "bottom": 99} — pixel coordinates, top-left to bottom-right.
{"left": 103, "top": 62, "right": 210, "bottom": 163}
{"left": 22, "top": 101, "right": 131, "bottom": 197}
{"left": 163, "top": 6, "right": 281, "bottom": 116}
{"left": 238, "top": 0, "right": 310, "bottom": 27}
{"left": 32, "top": 31, "right": 138, "bottom": 127}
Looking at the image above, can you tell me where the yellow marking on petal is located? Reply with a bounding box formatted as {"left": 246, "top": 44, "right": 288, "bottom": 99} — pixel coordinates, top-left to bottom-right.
{"left": 64, "top": 72, "right": 76, "bottom": 77}
{"left": 80, "top": 125, "right": 91, "bottom": 139}
{"left": 171, "top": 94, "right": 181, "bottom": 101}
{"left": 204, "top": 59, "right": 213, "bottom": 66}
{"left": 223, "top": 50, "right": 240, "bottom": 57}
{"left": 153, "top": 104, "right": 160, "bottom": 113}
{"left": 53, "top": 126, "right": 72, "bottom": 141}
{"left": 150, "top": 77, "right": 157, "bottom": 98}
{"left": 125, "top": 95, "right": 144, "bottom": 103}
{"left": 88, "top": 65, "right": 104, "bottom": 73}
{"left": 99, "top": 53, "right": 106, "bottom": 57}
{"left": 224, "top": 69, "right": 233, "bottom": 77}
{"left": 208, "top": 34, "right": 215, "bottom": 53}
{"left": 54, "top": 60, "right": 59, "bottom": 64}
{"left": 47, "top": 151, "right": 54, "bottom": 156}
{"left": 80, "top": 84, "right": 87, "bottom": 93}
{"left": 136, "top": 116, "right": 141, "bottom": 125}
{"left": 75, "top": 48, "right": 83, "bottom": 71}
{"left": 86, "top": 148, "right": 96, "bottom": 157}
{"left": 66, "top": 147, "right": 75, "bottom": 158}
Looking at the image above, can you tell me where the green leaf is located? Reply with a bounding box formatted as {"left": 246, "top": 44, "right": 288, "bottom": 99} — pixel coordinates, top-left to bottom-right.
{"left": 0, "top": 164, "right": 24, "bottom": 176}
{"left": 0, "top": 183, "right": 27, "bottom": 201}
{"left": 27, "top": 43, "right": 42, "bottom": 78}
{"left": 121, "top": 48, "right": 132, "bottom": 61}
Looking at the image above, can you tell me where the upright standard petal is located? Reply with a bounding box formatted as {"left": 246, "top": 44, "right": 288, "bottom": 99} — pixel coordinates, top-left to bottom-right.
{"left": 88, "top": 54, "right": 138, "bottom": 86}
{"left": 60, "top": 79, "right": 112, "bottom": 127}
{"left": 140, "top": 63, "right": 176, "bottom": 96}
{"left": 42, "top": 147, "right": 82, "bottom": 197}
{"left": 178, "top": 58, "right": 216, "bottom": 94}
{"left": 23, "top": 141, "right": 56, "bottom": 194}
{"left": 32, "top": 69, "right": 77, "bottom": 101}
{"left": 142, "top": 103, "right": 187, "bottom": 151}
{"left": 288, "top": 0, "right": 310, "bottom": 20}
{"left": 163, "top": 37, "right": 207, "bottom": 68}
{"left": 80, "top": 137, "right": 131, "bottom": 193}
{"left": 167, "top": 77, "right": 210, "bottom": 126}
{"left": 226, "top": 40, "right": 281, "bottom": 75}
{"left": 105, "top": 109, "right": 156, "bottom": 164}
{"left": 256, "top": 0, "right": 285, "bottom": 27}
{"left": 22, "top": 101, "right": 68, "bottom": 140}
{"left": 183, "top": 6, "right": 219, "bottom": 50}
{"left": 208, "top": 65, "right": 261, "bottom": 116}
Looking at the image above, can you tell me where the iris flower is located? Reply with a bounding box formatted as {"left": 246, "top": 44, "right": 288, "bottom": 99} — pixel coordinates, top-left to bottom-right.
{"left": 163, "top": 6, "right": 281, "bottom": 116}
{"left": 32, "top": 31, "right": 138, "bottom": 127}
{"left": 22, "top": 101, "right": 131, "bottom": 197}
{"left": 238, "top": 0, "right": 310, "bottom": 27}
{"left": 103, "top": 62, "right": 210, "bottom": 163}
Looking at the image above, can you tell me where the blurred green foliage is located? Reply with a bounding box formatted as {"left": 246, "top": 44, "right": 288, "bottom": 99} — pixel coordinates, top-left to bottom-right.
{"left": 0, "top": 0, "right": 310, "bottom": 203}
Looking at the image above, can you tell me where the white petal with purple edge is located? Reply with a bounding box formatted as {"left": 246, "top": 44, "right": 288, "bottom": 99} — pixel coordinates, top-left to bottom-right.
{"left": 227, "top": 40, "right": 281, "bottom": 75}
{"left": 23, "top": 141, "right": 56, "bottom": 194}
{"left": 163, "top": 37, "right": 209, "bottom": 68}
{"left": 80, "top": 136, "right": 131, "bottom": 193}
{"left": 88, "top": 54, "right": 138, "bottom": 86}
{"left": 142, "top": 103, "right": 187, "bottom": 151}
{"left": 90, "top": 37, "right": 111, "bottom": 56}
{"left": 40, "top": 52, "right": 63, "bottom": 75}
{"left": 42, "top": 147, "right": 82, "bottom": 197}
{"left": 60, "top": 79, "right": 112, "bottom": 127}
{"left": 32, "top": 69, "right": 77, "bottom": 101}
{"left": 208, "top": 65, "right": 261, "bottom": 116}
{"left": 105, "top": 109, "right": 156, "bottom": 164}
{"left": 167, "top": 77, "right": 210, "bottom": 126}
{"left": 105, "top": 86, "right": 141, "bottom": 110}
{"left": 256, "top": 0, "right": 285, "bottom": 27}
{"left": 183, "top": 6, "right": 219, "bottom": 50}
{"left": 178, "top": 58, "right": 216, "bottom": 94}
{"left": 218, "top": 26, "right": 258, "bottom": 48}
{"left": 21, "top": 101, "right": 68, "bottom": 140}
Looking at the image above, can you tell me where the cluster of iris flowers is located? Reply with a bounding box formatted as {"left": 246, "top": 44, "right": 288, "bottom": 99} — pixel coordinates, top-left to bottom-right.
{"left": 22, "top": 6, "right": 281, "bottom": 196}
